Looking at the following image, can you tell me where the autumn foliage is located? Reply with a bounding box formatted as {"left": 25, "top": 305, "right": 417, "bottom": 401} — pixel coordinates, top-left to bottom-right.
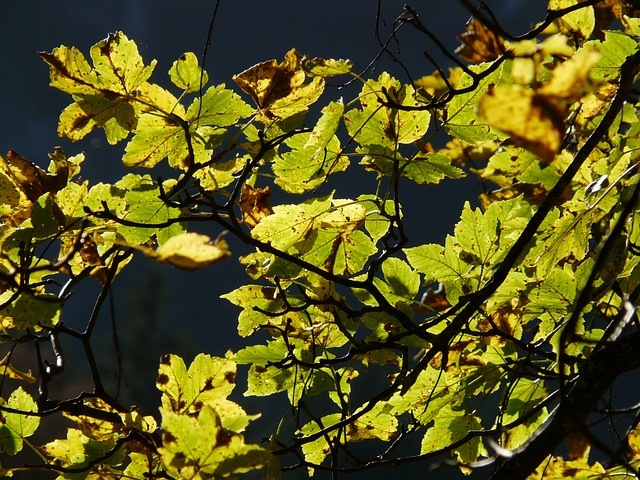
{"left": 1, "top": 1, "right": 640, "bottom": 479}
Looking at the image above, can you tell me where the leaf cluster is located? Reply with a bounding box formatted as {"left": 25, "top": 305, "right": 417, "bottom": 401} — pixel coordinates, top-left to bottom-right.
{"left": 1, "top": 2, "right": 640, "bottom": 479}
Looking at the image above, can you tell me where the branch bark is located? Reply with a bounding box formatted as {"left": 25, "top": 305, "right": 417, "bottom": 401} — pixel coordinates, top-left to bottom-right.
{"left": 490, "top": 331, "right": 640, "bottom": 479}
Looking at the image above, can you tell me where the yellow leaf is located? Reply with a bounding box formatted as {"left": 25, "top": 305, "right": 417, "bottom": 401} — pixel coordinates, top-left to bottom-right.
{"left": 320, "top": 200, "right": 366, "bottom": 234}
{"left": 145, "top": 232, "right": 231, "bottom": 270}
{"left": 477, "top": 84, "right": 564, "bottom": 162}
{"left": 233, "top": 48, "right": 324, "bottom": 119}
{"left": 0, "top": 354, "right": 35, "bottom": 384}
{"left": 549, "top": 0, "right": 595, "bottom": 42}
{"left": 39, "top": 46, "right": 101, "bottom": 95}
{"left": 538, "top": 47, "right": 600, "bottom": 101}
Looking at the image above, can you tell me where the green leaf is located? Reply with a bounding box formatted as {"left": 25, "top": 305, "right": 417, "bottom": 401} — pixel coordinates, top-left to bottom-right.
{"left": 304, "top": 57, "right": 353, "bottom": 77}
{"left": 90, "top": 31, "right": 156, "bottom": 94}
{"left": 0, "top": 292, "right": 61, "bottom": 331}
{"left": 156, "top": 353, "right": 254, "bottom": 431}
{"left": 186, "top": 84, "right": 254, "bottom": 126}
{"left": 169, "top": 52, "right": 208, "bottom": 92}
{"left": 43, "top": 428, "right": 115, "bottom": 470}
{"left": 273, "top": 101, "right": 347, "bottom": 193}
{"left": 251, "top": 194, "right": 333, "bottom": 252}
{"left": 222, "top": 285, "right": 306, "bottom": 337}
{"left": 117, "top": 176, "right": 185, "bottom": 244}
{"left": 454, "top": 199, "right": 530, "bottom": 267}
{"left": 360, "top": 147, "right": 464, "bottom": 184}
{"left": 345, "top": 72, "right": 430, "bottom": 147}
{"left": 358, "top": 195, "right": 397, "bottom": 243}
{"left": 159, "top": 406, "right": 270, "bottom": 479}
{"left": 233, "top": 341, "right": 289, "bottom": 366}
{"left": 388, "top": 365, "right": 463, "bottom": 426}
{"left": 0, "top": 387, "right": 39, "bottom": 455}
{"left": 404, "top": 236, "right": 473, "bottom": 303}
{"left": 245, "top": 364, "right": 306, "bottom": 402}
{"left": 444, "top": 61, "right": 509, "bottom": 143}
{"left": 122, "top": 112, "right": 189, "bottom": 169}
{"left": 420, "top": 405, "right": 486, "bottom": 465}
{"left": 586, "top": 30, "right": 639, "bottom": 81}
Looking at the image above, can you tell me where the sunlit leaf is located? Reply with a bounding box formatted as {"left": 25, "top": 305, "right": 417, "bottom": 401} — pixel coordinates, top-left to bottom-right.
{"left": 186, "top": 83, "right": 254, "bottom": 126}
{"left": 586, "top": 29, "right": 639, "bottom": 81}
{"left": 157, "top": 353, "right": 255, "bottom": 432}
{"left": 549, "top": 0, "right": 595, "bottom": 42}
{"left": 304, "top": 57, "right": 353, "bottom": 77}
{"left": 0, "top": 293, "right": 61, "bottom": 331}
{"left": 0, "top": 388, "right": 39, "bottom": 455}
{"left": 444, "top": 61, "right": 509, "bottom": 143}
{"left": 233, "top": 48, "right": 324, "bottom": 120}
{"left": 144, "top": 232, "right": 231, "bottom": 270}
{"left": 159, "top": 405, "right": 269, "bottom": 479}
{"left": 90, "top": 31, "right": 156, "bottom": 94}
{"left": 420, "top": 405, "right": 486, "bottom": 465}
{"left": 478, "top": 84, "right": 564, "bottom": 162}
{"left": 345, "top": 72, "right": 430, "bottom": 147}
{"left": 169, "top": 52, "right": 208, "bottom": 92}
{"left": 274, "top": 111, "right": 349, "bottom": 193}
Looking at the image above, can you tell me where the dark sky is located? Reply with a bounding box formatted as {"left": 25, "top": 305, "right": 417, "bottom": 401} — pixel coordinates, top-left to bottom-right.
{"left": 0, "top": 2, "right": 541, "bottom": 477}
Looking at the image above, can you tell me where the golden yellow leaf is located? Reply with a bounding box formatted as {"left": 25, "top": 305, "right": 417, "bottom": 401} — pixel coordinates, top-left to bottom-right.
{"left": 233, "top": 48, "right": 324, "bottom": 119}
{"left": 0, "top": 354, "right": 36, "bottom": 384}
{"left": 145, "top": 232, "right": 231, "bottom": 270}
{"left": 477, "top": 84, "right": 565, "bottom": 162}
{"left": 320, "top": 200, "right": 366, "bottom": 234}
{"left": 538, "top": 47, "right": 600, "bottom": 101}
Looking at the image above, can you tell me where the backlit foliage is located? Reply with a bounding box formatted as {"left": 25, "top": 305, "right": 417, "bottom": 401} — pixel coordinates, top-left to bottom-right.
{"left": 1, "top": 2, "right": 640, "bottom": 479}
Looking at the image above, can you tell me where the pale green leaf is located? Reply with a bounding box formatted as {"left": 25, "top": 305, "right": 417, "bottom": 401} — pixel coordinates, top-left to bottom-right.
{"left": 304, "top": 57, "right": 353, "bottom": 77}
{"left": 0, "top": 388, "right": 39, "bottom": 455}
{"left": 586, "top": 30, "right": 639, "bottom": 81}
{"left": 445, "top": 61, "right": 509, "bottom": 143}
{"left": 169, "top": 52, "right": 208, "bottom": 92}
{"left": 186, "top": 84, "right": 254, "bottom": 126}
{"left": 274, "top": 114, "right": 348, "bottom": 194}
{"left": 159, "top": 406, "right": 269, "bottom": 479}
{"left": 90, "top": 31, "right": 156, "bottom": 94}
{"left": 420, "top": 405, "right": 486, "bottom": 465}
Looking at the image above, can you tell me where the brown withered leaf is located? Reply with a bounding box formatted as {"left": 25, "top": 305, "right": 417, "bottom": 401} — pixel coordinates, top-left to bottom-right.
{"left": 456, "top": 17, "right": 507, "bottom": 64}
{"left": 6, "top": 150, "right": 68, "bottom": 200}
{"left": 477, "top": 303, "right": 523, "bottom": 347}
{"left": 429, "top": 339, "right": 480, "bottom": 370}
{"left": 240, "top": 184, "right": 272, "bottom": 229}
{"left": 413, "top": 283, "right": 452, "bottom": 314}
{"left": 233, "top": 50, "right": 305, "bottom": 109}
